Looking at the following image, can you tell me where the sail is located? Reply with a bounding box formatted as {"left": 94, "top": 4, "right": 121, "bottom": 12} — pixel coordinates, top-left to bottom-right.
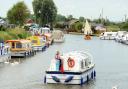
{"left": 83, "top": 20, "right": 92, "bottom": 35}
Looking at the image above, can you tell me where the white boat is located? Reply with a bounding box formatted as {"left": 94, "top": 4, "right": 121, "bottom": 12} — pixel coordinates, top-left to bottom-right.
{"left": 100, "top": 32, "right": 117, "bottom": 40}
{"left": 39, "top": 27, "right": 53, "bottom": 45}
{"left": 44, "top": 51, "right": 96, "bottom": 85}
{"left": 121, "top": 33, "right": 128, "bottom": 45}
{"left": 0, "top": 43, "right": 11, "bottom": 63}
{"left": 115, "top": 31, "right": 127, "bottom": 42}
{"left": 52, "top": 30, "right": 65, "bottom": 43}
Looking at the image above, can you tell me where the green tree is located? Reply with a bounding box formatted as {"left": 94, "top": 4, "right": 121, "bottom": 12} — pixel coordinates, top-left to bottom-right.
{"left": 32, "top": 0, "right": 57, "bottom": 27}
{"left": 79, "top": 16, "right": 85, "bottom": 22}
{"left": 7, "top": 1, "right": 30, "bottom": 26}
{"left": 56, "top": 14, "right": 66, "bottom": 22}
{"left": 67, "top": 15, "right": 73, "bottom": 21}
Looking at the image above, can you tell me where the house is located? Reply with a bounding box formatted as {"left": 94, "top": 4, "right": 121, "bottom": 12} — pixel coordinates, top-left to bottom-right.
{"left": 91, "top": 23, "right": 106, "bottom": 34}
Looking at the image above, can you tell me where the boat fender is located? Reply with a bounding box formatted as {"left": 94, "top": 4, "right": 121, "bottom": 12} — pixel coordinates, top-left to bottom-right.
{"left": 94, "top": 70, "right": 96, "bottom": 77}
{"left": 52, "top": 76, "right": 60, "bottom": 82}
{"left": 44, "top": 76, "right": 46, "bottom": 83}
{"left": 65, "top": 76, "right": 74, "bottom": 83}
{"left": 87, "top": 75, "right": 89, "bottom": 82}
{"left": 91, "top": 72, "right": 93, "bottom": 79}
{"left": 80, "top": 77, "right": 83, "bottom": 85}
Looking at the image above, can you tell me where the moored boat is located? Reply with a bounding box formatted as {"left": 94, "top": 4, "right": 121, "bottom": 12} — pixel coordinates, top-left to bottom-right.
{"left": 121, "top": 33, "right": 128, "bottom": 45}
{"left": 6, "top": 40, "right": 35, "bottom": 57}
{"left": 44, "top": 51, "right": 96, "bottom": 85}
{"left": 0, "top": 42, "right": 11, "bottom": 63}
{"left": 115, "top": 31, "right": 127, "bottom": 42}
{"left": 52, "top": 30, "right": 65, "bottom": 43}
{"left": 100, "top": 32, "right": 117, "bottom": 40}
{"left": 27, "top": 35, "right": 47, "bottom": 51}
{"left": 39, "top": 27, "right": 53, "bottom": 45}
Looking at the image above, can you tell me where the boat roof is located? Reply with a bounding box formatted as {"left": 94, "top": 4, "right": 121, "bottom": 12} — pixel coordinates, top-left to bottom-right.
{"left": 6, "top": 40, "right": 31, "bottom": 43}
{"left": 61, "top": 51, "right": 92, "bottom": 61}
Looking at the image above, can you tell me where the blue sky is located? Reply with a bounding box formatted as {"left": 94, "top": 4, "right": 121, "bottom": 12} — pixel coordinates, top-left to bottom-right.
{"left": 0, "top": 0, "right": 128, "bottom": 21}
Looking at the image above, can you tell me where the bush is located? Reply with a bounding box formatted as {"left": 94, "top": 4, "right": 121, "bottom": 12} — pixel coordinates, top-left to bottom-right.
{"left": 0, "top": 27, "right": 32, "bottom": 41}
{"left": 69, "top": 22, "right": 83, "bottom": 32}
{"left": 0, "top": 25, "right": 7, "bottom": 31}
{"left": 54, "top": 22, "right": 65, "bottom": 28}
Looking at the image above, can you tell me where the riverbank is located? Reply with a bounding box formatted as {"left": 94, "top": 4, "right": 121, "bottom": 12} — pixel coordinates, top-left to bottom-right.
{"left": 67, "top": 32, "right": 98, "bottom": 36}
{"left": 0, "top": 27, "right": 32, "bottom": 41}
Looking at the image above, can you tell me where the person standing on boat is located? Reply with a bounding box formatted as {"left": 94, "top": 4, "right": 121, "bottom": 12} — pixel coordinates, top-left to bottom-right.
{"left": 55, "top": 51, "right": 61, "bottom": 71}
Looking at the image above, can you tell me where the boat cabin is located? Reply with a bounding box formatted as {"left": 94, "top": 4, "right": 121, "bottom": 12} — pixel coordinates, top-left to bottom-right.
{"left": 48, "top": 51, "right": 94, "bottom": 72}
{"left": 6, "top": 40, "right": 32, "bottom": 52}
{"left": 27, "top": 36, "right": 47, "bottom": 51}
{"left": 6, "top": 40, "right": 35, "bottom": 57}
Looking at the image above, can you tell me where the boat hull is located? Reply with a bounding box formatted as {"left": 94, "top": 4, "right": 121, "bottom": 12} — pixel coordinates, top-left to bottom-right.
{"left": 11, "top": 50, "right": 35, "bottom": 58}
{"left": 32, "top": 45, "right": 47, "bottom": 51}
{"left": 100, "top": 36, "right": 115, "bottom": 40}
{"left": 84, "top": 35, "right": 91, "bottom": 40}
{"left": 45, "top": 67, "right": 96, "bottom": 85}
{"left": 53, "top": 38, "right": 65, "bottom": 43}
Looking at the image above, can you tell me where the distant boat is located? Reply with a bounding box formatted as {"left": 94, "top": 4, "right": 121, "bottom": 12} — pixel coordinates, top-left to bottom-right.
{"left": 100, "top": 32, "right": 117, "bottom": 40}
{"left": 83, "top": 20, "right": 92, "bottom": 40}
{"left": 115, "top": 31, "right": 127, "bottom": 42}
{"left": 52, "top": 30, "right": 65, "bottom": 43}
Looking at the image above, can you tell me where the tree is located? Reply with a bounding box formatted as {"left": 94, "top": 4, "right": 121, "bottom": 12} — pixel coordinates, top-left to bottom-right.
{"left": 56, "top": 14, "right": 66, "bottom": 22}
{"left": 7, "top": 1, "right": 30, "bottom": 26}
{"left": 79, "top": 16, "right": 85, "bottom": 22}
{"left": 67, "top": 15, "right": 73, "bottom": 21}
{"left": 32, "top": 0, "right": 57, "bottom": 27}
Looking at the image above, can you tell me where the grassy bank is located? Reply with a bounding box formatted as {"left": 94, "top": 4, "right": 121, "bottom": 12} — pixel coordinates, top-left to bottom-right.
{"left": 0, "top": 27, "right": 32, "bottom": 41}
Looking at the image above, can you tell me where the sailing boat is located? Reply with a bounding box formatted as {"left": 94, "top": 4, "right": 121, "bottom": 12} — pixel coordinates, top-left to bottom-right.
{"left": 83, "top": 20, "right": 92, "bottom": 40}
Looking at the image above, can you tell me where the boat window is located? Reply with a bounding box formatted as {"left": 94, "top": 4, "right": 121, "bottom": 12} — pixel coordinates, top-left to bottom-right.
{"left": 12, "top": 42, "right": 15, "bottom": 48}
{"left": 32, "top": 40, "right": 37, "bottom": 43}
{"left": 7, "top": 48, "right": 8, "bottom": 53}
{"left": 81, "top": 61, "right": 84, "bottom": 69}
{"left": 107, "top": 34, "right": 112, "bottom": 36}
{"left": 16, "top": 42, "right": 22, "bottom": 48}
{"left": 85, "top": 61, "right": 87, "bottom": 66}
{"left": 4, "top": 49, "right": 7, "bottom": 54}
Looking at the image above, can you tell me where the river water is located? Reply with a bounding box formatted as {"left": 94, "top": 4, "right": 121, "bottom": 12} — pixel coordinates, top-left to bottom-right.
{"left": 0, "top": 34, "right": 128, "bottom": 89}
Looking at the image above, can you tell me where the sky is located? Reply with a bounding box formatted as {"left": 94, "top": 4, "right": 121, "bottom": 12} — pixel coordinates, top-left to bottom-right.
{"left": 0, "top": 0, "right": 128, "bottom": 22}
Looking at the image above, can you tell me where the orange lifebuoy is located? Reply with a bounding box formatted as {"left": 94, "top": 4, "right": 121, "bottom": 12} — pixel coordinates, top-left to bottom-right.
{"left": 67, "top": 58, "right": 75, "bottom": 68}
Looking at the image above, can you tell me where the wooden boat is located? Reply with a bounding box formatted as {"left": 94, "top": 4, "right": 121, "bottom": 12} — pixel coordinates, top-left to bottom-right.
{"left": 6, "top": 40, "right": 35, "bottom": 57}
{"left": 44, "top": 51, "right": 96, "bottom": 85}
{"left": 83, "top": 20, "right": 92, "bottom": 40}
{"left": 0, "top": 43, "right": 11, "bottom": 63}
{"left": 27, "top": 36, "right": 47, "bottom": 51}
